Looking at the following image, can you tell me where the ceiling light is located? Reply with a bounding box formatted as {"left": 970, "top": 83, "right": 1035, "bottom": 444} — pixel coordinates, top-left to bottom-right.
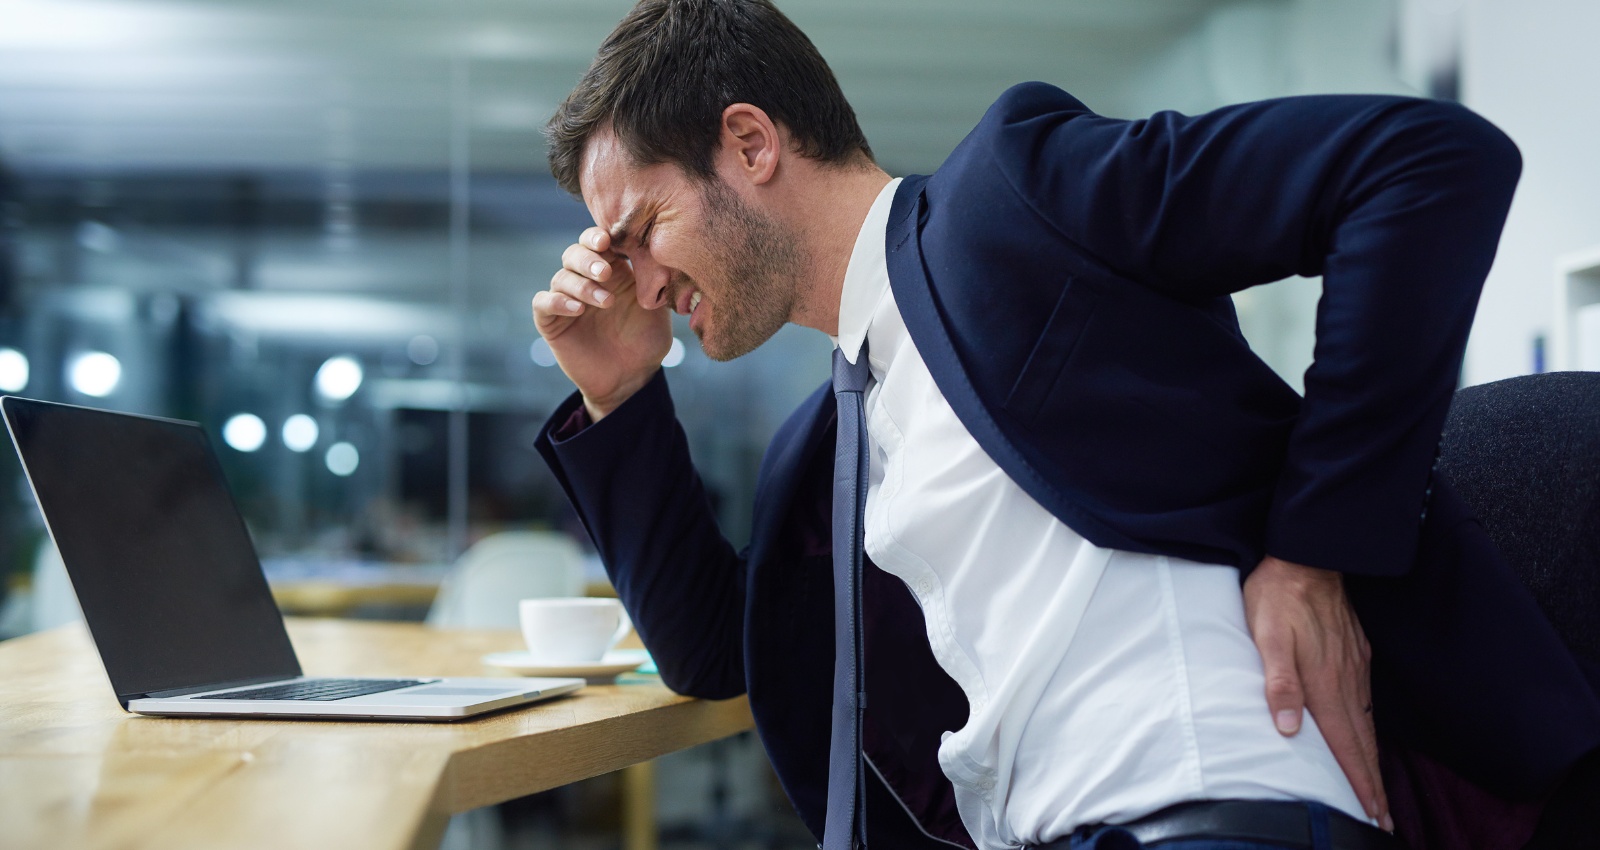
{"left": 530, "top": 339, "right": 556, "bottom": 367}
{"left": 222, "top": 413, "right": 266, "bottom": 452}
{"left": 315, "top": 355, "right": 363, "bottom": 401}
{"left": 325, "top": 442, "right": 359, "bottom": 477}
{"left": 68, "top": 351, "right": 121, "bottom": 397}
{"left": 662, "top": 338, "right": 685, "bottom": 368}
{"left": 281, "top": 414, "right": 319, "bottom": 453}
{"left": 407, "top": 335, "right": 439, "bottom": 366}
{"left": 77, "top": 220, "right": 119, "bottom": 253}
{"left": 0, "top": 348, "right": 29, "bottom": 392}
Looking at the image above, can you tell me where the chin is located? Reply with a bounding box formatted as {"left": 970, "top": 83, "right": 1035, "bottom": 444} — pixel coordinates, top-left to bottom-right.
{"left": 697, "top": 324, "right": 776, "bottom": 363}
{"left": 700, "top": 337, "right": 742, "bottom": 363}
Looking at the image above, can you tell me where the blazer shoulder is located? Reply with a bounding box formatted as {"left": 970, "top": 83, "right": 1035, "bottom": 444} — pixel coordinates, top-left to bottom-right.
{"left": 932, "top": 82, "right": 1099, "bottom": 203}
{"left": 960, "top": 82, "right": 1097, "bottom": 152}
{"left": 987, "top": 81, "right": 1094, "bottom": 122}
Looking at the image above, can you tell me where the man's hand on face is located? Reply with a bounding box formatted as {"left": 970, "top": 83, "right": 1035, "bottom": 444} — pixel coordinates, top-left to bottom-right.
{"left": 1243, "top": 555, "right": 1391, "bottom": 832}
{"left": 534, "top": 226, "right": 673, "bottom": 420}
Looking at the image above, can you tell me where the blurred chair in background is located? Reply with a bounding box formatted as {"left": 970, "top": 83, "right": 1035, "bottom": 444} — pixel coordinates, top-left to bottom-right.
{"left": 426, "top": 530, "right": 586, "bottom": 629}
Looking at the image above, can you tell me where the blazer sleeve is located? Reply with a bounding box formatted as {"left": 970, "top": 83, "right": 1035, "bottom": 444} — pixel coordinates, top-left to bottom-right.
{"left": 983, "top": 82, "right": 1521, "bottom": 577}
{"left": 535, "top": 369, "right": 747, "bottom": 698}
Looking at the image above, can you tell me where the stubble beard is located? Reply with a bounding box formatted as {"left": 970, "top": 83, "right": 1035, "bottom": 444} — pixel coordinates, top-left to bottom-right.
{"left": 691, "top": 179, "right": 805, "bottom": 362}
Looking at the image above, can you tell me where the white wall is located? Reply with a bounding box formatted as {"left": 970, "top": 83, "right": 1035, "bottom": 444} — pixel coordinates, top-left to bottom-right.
{"left": 1115, "top": 0, "right": 1416, "bottom": 392}
{"left": 1461, "top": 0, "right": 1600, "bottom": 384}
{"left": 1114, "top": 0, "right": 1598, "bottom": 391}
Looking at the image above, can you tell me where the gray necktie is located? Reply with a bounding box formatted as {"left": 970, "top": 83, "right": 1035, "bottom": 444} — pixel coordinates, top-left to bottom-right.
{"left": 825, "top": 344, "right": 870, "bottom": 850}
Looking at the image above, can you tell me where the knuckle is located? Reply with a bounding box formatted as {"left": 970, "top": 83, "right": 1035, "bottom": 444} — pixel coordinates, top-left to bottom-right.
{"left": 1265, "top": 675, "right": 1302, "bottom": 699}
{"left": 1257, "top": 636, "right": 1293, "bottom": 660}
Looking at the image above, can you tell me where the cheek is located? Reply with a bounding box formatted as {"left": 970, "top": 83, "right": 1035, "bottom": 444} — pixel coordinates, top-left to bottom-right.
{"left": 653, "top": 220, "right": 717, "bottom": 274}
{"left": 648, "top": 242, "right": 706, "bottom": 287}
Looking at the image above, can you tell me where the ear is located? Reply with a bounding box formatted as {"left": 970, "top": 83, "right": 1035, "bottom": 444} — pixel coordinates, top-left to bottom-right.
{"left": 716, "top": 103, "right": 782, "bottom": 187}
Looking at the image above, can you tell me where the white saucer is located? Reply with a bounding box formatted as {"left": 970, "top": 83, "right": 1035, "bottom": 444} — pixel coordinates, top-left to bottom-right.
{"left": 481, "top": 648, "right": 652, "bottom": 681}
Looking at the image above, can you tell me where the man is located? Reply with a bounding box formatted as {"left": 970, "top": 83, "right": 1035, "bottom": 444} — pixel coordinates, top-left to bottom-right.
{"left": 531, "top": 1, "right": 1600, "bottom": 847}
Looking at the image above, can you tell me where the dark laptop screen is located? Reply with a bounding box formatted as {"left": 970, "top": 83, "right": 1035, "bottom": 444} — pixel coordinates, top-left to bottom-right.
{"left": 3, "top": 397, "right": 300, "bottom": 702}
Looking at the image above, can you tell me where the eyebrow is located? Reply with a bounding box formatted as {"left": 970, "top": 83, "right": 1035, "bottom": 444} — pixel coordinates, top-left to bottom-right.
{"left": 608, "top": 205, "right": 648, "bottom": 249}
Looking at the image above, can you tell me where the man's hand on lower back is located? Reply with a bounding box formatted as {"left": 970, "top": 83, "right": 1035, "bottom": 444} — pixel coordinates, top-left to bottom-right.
{"left": 1243, "top": 555, "right": 1392, "bottom": 832}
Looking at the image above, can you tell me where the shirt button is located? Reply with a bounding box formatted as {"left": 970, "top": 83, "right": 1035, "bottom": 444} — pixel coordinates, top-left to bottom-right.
{"left": 918, "top": 579, "right": 933, "bottom": 595}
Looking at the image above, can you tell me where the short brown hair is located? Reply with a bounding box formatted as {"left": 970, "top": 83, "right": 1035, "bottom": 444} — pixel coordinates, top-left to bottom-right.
{"left": 545, "top": 0, "right": 873, "bottom": 197}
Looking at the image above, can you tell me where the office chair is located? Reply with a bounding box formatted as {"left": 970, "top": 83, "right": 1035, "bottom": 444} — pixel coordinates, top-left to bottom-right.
{"left": 1369, "top": 373, "right": 1600, "bottom": 849}
{"left": 1436, "top": 370, "right": 1600, "bottom": 664}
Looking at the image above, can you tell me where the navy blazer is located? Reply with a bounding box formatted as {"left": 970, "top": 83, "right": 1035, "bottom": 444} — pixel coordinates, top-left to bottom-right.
{"left": 538, "top": 84, "right": 1600, "bottom": 840}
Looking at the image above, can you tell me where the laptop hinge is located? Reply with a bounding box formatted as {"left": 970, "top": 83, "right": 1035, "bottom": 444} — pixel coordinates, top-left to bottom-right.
{"left": 135, "top": 673, "right": 301, "bottom": 701}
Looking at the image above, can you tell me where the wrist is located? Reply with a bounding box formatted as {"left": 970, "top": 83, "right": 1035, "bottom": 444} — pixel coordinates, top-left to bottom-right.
{"left": 581, "top": 370, "right": 657, "bottom": 421}
{"left": 1254, "top": 555, "right": 1341, "bottom": 593}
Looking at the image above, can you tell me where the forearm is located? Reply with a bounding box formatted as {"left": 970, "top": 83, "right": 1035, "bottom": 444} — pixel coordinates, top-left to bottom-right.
{"left": 1263, "top": 101, "right": 1520, "bottom": 577}
{"left": 536, "top": 370, "right": 748, "bottom": 698}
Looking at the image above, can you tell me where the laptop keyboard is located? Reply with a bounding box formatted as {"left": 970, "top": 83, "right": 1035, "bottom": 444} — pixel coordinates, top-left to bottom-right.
{"left": 195, "top": 678, "right": 427, "bottom": 701}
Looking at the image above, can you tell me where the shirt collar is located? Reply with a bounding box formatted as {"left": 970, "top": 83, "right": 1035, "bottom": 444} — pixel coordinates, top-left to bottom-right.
{"left": 832, "top": 177, "right": 901, "bottom": 365}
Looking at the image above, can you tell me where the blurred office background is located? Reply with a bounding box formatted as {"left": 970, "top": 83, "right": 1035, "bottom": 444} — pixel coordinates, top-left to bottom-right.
{"left": 0, "top": 0, "right": 1595, "bottom": 847}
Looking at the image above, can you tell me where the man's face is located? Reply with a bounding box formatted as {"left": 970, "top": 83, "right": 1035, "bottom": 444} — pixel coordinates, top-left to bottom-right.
{"left": 579, "top": 130, "right": 803, "bottom": 362}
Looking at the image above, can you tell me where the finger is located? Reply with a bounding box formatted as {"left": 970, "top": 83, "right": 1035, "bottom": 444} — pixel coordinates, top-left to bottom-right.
{"left": 1347, "top": 657, "right": 1389, "bottom": 829}
{"left": 532, "top": 290, "right": 585, "bottom": 328}
{"left": 1311, "top": 688, "right": 1383, "bottom": 826}
{"left": 549, "top": 268, "right": 613, "bottom": 307}
{"left": 1354, "top": 701, "right": 1389, "bottom": 830}
{"left": 1338, "top": 601, "right": 1388, "bottom": 827}
{"left": 562, "top": 242, "right": 617, "bottom": 284}
{"left": 582, "top": 226, "right": 610, "bottom": 253}
{"left": 1256, "top": 626, "right": 1305, "bottom": 735}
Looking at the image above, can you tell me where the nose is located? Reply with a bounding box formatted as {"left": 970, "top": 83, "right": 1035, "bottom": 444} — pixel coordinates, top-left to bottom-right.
{"left": 629, "top": 255, "right": 672, "bottom": 310}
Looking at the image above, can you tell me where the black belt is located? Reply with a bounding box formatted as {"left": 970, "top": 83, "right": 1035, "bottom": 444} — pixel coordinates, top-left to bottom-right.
{"left": 1034, "top": 799, "right": 1407, "bottom": 850}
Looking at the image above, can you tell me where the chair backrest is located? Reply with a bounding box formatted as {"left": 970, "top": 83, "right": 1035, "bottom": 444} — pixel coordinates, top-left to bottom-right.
{"left": 1437, "top": 371, "right": 1600, "bottom": 661}
{"left": 425, "top": 531, "right": 587, "bottom": 629}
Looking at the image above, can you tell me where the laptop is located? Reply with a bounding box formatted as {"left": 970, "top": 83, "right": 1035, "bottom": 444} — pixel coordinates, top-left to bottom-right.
{"left": 2, "top": 395, "right": 584, "bottom": 720}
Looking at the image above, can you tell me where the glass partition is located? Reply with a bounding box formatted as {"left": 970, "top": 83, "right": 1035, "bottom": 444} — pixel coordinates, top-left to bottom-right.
{"left": 0, "top": 0, "right": 832, "bottom": 612}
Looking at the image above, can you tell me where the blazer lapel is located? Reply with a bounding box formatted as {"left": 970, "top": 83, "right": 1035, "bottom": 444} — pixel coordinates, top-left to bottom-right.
{"left": 884, "top": 174, "right": 1122, "bottom": 548}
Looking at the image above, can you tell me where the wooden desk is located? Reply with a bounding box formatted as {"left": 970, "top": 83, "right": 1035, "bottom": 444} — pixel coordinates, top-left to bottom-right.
{"left": 262, "top": 559, "right": 448, "bottom": 617}
{"left": 0, "top": 619, "right": 754, "bottom": 850}
{"left": 268, "top": 581, "right": 440, "bottom": 616}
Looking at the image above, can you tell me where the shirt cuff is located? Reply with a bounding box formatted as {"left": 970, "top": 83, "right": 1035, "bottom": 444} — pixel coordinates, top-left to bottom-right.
{"left": 552, "top": 404, "right": 593, "bottom": 442}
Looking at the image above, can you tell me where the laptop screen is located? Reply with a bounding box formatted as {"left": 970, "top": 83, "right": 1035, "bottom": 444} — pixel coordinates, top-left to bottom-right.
{"left": 4, "top": 397, "right": 300, "bottom": 703}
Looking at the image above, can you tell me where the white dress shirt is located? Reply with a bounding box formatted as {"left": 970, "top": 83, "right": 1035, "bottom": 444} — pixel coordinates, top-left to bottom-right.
{"left": 833, "top": 178, "right": 1367, "bottom": 848}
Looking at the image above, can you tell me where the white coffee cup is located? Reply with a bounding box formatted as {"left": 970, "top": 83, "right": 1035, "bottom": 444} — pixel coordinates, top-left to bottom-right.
{"left": 519, "top": 597, "right": 632, "bottom": 665}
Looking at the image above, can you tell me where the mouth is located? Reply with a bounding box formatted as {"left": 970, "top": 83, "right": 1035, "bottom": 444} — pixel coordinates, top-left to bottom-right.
{"left": 676, "top": 286, "right": 702, "bottom": 316}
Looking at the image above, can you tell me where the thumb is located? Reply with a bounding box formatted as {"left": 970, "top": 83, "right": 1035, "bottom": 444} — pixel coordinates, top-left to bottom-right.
{"left": 1259, "top": 628, "right": 1305, "bottom": 735}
